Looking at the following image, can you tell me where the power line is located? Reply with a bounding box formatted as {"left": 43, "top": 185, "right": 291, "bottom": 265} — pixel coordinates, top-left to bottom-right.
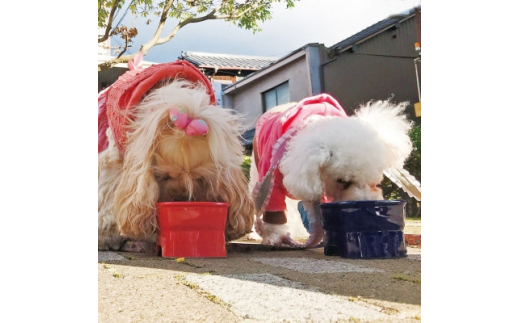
{"left": 114, "top": 0, "right": 135, "bottom": 29}
{"left": 110, "top": 0, "right": 138, "bottom": 55}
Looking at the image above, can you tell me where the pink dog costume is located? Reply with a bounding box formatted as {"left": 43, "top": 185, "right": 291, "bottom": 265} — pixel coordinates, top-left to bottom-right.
{"left": 98, "top": 55, "right": 216, "bottom": 155}
{"left": 252, "top": 93, "right": 348, "bottom": 217}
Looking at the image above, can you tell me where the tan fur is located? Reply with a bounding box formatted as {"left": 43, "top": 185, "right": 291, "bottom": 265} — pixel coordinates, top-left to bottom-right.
{"left": 98, "top": 79, "right": 254, "bottom": 250}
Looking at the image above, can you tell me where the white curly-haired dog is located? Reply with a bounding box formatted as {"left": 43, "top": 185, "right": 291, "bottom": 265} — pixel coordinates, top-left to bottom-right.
{"left": 98, "top": 58, "right": 254, "bottom": 251}
{"left": 250, "top": 93, "right": 414, "bottom": 248}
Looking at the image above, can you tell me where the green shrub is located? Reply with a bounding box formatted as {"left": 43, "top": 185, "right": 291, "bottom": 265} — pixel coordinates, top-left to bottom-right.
{"left": 241, "top": 155, "right": 252, "bottom": 182}
{"left": 381, "top": 125, "right": 421, "bottom": 218}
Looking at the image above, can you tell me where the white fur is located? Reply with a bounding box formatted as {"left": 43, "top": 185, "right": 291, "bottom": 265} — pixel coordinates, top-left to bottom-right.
{"left": 247, "top": 147, "right": 309, "bottom": 242}
{"left": 256, "top": 222, "right": 292, "bottom": 245}
{"left": 254, "top": 99, "right": 413, "bottom": 247}
{"left": 98, "top": 80, "right": 254, "bottom": 251}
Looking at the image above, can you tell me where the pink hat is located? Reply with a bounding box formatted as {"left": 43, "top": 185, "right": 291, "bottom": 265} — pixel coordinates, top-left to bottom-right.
{"left": 98, "top": 56, "right": 216, "bottom": 154}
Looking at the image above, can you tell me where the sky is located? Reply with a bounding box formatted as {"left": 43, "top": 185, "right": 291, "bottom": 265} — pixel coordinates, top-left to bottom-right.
{"left": 109, "top": 0, "right": 422, "bottom": 63}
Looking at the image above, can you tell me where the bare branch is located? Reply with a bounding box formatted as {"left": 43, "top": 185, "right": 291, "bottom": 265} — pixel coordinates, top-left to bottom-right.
{"left": 115, "top": 34, "right": 130, "bottom": 59}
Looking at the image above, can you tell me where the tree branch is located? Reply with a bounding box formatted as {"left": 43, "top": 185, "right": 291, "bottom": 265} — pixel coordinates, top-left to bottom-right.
{"left": 138, "top": 0, "right": 177, "bottom": 52}
{"left": 97, "top": 0, "right": 285, "bottom": 70}
{"left": 99, "top": 0, "right": 176, "bottom": 69}
{"left": 213, "top": 0, "right": 261, "bottom": 21}
{"left": 154, "top": 7, "right": 220, "bottom": 46}
{"left": 98, "top": 0, "right": 123, "bottom": 43}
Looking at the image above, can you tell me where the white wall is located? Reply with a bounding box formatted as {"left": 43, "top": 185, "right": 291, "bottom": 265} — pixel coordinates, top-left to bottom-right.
{"left": 223, "top": 53, "right": 312, "bottom": 130}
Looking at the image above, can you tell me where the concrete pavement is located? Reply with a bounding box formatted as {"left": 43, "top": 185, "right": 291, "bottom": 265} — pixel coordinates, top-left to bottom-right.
{"left": 99, "top": 227, "right": 420, "bottom": 322}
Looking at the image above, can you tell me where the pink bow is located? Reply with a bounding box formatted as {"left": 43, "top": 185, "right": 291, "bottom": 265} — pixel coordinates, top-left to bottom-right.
{"left": 169, "top": 108, "right": 209, "bottom": 136}
{"left": 128, "top": 52, "right": 145, "bottom": 72}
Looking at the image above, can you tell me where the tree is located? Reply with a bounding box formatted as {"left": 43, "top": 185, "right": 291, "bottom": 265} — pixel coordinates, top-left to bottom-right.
{"left": 381, "top": 125, "right": 421, "bottom": 218}
{"left": 98, "top": 0, "right": 298, "bottom": 70}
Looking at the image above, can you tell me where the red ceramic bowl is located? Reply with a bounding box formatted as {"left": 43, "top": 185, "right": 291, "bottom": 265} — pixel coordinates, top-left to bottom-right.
{"left": 156, "top": 202, "right": 229, "bottom": 258}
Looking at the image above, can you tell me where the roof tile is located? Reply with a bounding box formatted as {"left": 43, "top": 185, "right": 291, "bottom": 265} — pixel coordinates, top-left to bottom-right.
{"left": 180, "top": 51, "right": 279, "bottom": 70}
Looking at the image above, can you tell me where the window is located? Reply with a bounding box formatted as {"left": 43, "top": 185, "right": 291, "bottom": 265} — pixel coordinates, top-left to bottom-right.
{"left": 262, "top": 81, "right": 290, "bottom": 112}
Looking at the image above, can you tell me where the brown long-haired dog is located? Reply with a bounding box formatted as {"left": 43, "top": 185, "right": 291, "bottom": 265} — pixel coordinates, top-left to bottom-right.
{"left": 98, "top": 59, "right": 254, "bottom": 251}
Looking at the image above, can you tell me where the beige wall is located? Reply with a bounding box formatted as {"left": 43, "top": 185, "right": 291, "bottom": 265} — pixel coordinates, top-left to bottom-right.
{"left": 223, "top": 53, "right": 312, "bottom": 130}
{"left": 322, "top": 16, "right": 420, "bottom": 124}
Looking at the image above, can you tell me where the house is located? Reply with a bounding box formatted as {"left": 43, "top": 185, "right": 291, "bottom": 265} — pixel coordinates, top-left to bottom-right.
{"left": 323, "top": 7, "right": 421, "bottom": 123}
{"left": 178, "top": 51, "right": 280, "bottom": 107}
{"left": 179, "top": 51, "right": 279, "bottom": 85}
{"left": 98, "top": 50, "right": 279, "bottom": 100}
{"left": 221, "top": 43, "right": 327, "bottom": 130}
{"left": 222, "top": 6, "right": 421, "bottom": 150}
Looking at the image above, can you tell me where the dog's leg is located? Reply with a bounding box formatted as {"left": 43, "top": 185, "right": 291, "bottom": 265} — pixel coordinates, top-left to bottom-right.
{"left": 98, "top": 227, "right": 128, "bottom": 251}
{"left": 98, "top": 148, "right": 128, "bottom": 251}
{"left": 251, "top": 134, "right": 304, "bottom": 247}
{"left": 246, "top": 147, "right": 262, "bottom": 241}
{"left": 98, "top": 195, "right": 128, "bottom": 251}
{"left": 256, "top": 211, "right": 304, "bottom": 247}
{"left": 99, "top": 183, "right": 128, "bottom": 251}
{"left": 300, "top": 200, "right": 324, "bottom": 248}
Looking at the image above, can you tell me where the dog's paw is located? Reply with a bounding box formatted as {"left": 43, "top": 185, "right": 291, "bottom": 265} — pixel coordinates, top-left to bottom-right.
{"left": 302, "top": 224, "right": 325, "bottom": 248}
{"left": 258, "top": 222, "right": 303, "bottom": 248}
{"left": 262, "top": 233, "right": 302, "bottom": 247}
{"left": 119, "top": 239, "right": 157, "bottom": 253}
{"left": 246, "top": 231, "right": 262, "bottom": 240}
{"left": 98, "top": 234, "right": 128, "bottom": 251}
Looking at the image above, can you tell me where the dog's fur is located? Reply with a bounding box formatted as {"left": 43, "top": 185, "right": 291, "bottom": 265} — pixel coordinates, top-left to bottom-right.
{"left": 98, "top": 79, "right": 254, "bottom": 251}
{"left": 251, "top": 99, "right": 413, "bottom": 247}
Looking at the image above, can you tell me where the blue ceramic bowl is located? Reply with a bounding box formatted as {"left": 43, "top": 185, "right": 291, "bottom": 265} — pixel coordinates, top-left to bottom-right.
{"left": 320, "top": 200, "right": 407, "bottom": 259}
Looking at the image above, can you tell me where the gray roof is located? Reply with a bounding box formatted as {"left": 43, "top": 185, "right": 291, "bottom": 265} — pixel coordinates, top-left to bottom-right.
{"left": 179, "top": 51, "right": 280, "bottom": 71}
{"left": 330, "top": 8, "right": 417, "bottom": 52}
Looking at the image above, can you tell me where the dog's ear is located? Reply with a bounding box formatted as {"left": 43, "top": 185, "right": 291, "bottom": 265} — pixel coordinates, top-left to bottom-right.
{"left": 354, "top": 100, "right": 413, "bottom": 169}
{"left": 216, "top": 167, "right": 255, "bottom": 241}
{"left": 112, "top": 136, "right": 160, "bottom": 239}
{"left": 203, "top": 112, "right": 255, "bottom": 241}
{"left": 280, "top": 144, "right": 332, "bottom": 201}
{"left": 113, "top": 153, "right": 159, "bottom": 238}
